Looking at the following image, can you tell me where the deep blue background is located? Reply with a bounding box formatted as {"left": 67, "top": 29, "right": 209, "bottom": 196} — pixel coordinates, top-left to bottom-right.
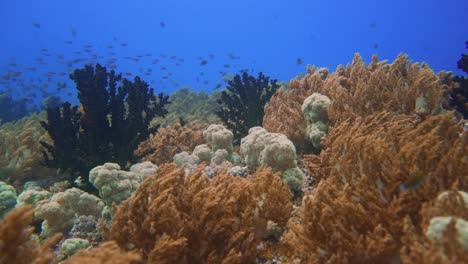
{"left": 1, "top": 0, "right": 467, "bottom": 105}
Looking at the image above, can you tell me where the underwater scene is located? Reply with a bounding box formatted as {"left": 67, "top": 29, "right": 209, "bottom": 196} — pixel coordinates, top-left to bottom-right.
{"left": 0, "top": 0, "right": 467, "bottom": 263}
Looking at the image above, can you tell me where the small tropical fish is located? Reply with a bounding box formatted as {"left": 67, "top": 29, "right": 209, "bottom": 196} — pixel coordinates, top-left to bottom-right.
{"left": 160, "top": 21, "right": 166, "bottom": 28}
{"left": 32, "top": 22, "right": 41, "bottom": 29}
{"left": 70, "top": 24, "right": 77, "bottom": 37}
{"left": 74, "top": 176, "right": 84, "bottom": 187}
{"left": 200, "top": 60, "right": 208, "bottom": 66}
{"left": 228, "top": 53, "right": 240, "bottom": 59}
{"left": 297, "top": 57, "right": 303, "bottom": 65}
{"left": 214, "top": 84, "right": 222, "bottom": 90}
{"left": 400, "top": 171, "right": 425, "bottom": 191}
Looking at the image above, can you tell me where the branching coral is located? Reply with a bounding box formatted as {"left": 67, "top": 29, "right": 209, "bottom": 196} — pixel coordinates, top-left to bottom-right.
{"left": 281, "top": 111, "right": 467, "bottom": 263}
{"left": 0, "top": 206, "right": 61, "bottom": 264}
{"left": 110, "top": 163, "right": 293, "bottom": 263}
{"left": 134, "top": 122, "right": 205, "bottom": 165}
{"left": 216, "top": 72, "right": 279, "bottom": 143}
{"left": 264, "top": 54, "right": 455, "bottom": 149}
{"left": 40, "top": 64, "right": 170, "bottom": 190}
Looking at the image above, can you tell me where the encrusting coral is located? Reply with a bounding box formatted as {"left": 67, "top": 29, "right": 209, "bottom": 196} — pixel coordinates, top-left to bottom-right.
{"left": 110, "top": 163, "right": 293, "bottom": 263}
{"left": 0, "top": 206, "right": 61, "bottom": 264}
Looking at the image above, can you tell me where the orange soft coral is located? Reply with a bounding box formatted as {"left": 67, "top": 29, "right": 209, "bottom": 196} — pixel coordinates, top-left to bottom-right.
{"left": 110, "top": 164, "right": 293, "bottom": 263}
{"left": 134, "top": 122, "right": 205, "bottom": 165}
{"left": 0, "top": 206, "right": 61, "bottom": 264}
{"left": 281, "top": 111, "right": 467, "bottom": 263}
{"left": 263, "top": 54, "right": 455, "bottom": 149}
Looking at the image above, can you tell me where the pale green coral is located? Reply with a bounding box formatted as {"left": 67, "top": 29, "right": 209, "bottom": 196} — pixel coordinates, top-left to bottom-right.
{"left": 61, "top": 238, "right": 90, "bottom": 257}
{"left": 301, "top": 93, "right": 331, "bottom": 150}
{"left": 89, "top": 162, "right": 157, "bottom": 206}
{"left": 35, "top": 188, "right": 105, "bottom": 237}
{"left": 0, "top": 181, "right": 17, "bottom": 217}
{"left": 426, "top": 216, "right": 468, "bottom": 250}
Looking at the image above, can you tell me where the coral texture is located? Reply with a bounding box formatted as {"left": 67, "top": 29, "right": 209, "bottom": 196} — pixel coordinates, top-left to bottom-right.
{"left": 110, "top": 163, "right": 293, "bottom": 263}
{"left": 0, "top": 206, "right": 61, "bottom": 264}
{"left": 216, "top": 72, "right": 279, "bottom": 143}
{"left": 134, "top": 122, "right": 205, "bottom": 165}
{"left": 89, "top": 162, "right": 157, "bottom": 206}
{"left": 0, "top": 112, "right": 59, "bottom": 188}
{"left": 65, "top": 241, "right": 141, "bottom": 264}
{"left": 264, "top": 54, "right": 454, "bottom": 148}
{"left": 281, "top": 111, "right": 467, "bottom": 263}
{"left": 400, "top": 190, "right": 468, "bottom": 263}
{"left": 35, "top": 187, "right": 105, "bottom": 237}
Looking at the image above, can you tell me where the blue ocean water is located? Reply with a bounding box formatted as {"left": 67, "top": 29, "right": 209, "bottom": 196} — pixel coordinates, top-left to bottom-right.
{"left": 1, "top": 0, "right": 467, "bottom": 108}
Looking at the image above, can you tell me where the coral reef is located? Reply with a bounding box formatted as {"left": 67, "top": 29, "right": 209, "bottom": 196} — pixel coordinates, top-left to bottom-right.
{"left": 151, "top": 87, "right": 222, "bottom": 127}
{"left": 89, "top": 162, "right": 157, "bottom": 206}
{"left": 281, "top": 111, "right": 467, "bottom": 263}
{"left": 400, "top": 190, "right": 468, "bottom": 263}
{"left": 301, "top": 93, "right": 331, "bottom": 151}
{"left": 65, "top": 241, "right": 141, "bottom": 264}
{"left": 0, "top": 181, "right": 17, "bottom": 217}
{"left": 134, "top": 122, "right": 205, "bottom": 165}
{"left": 0, "top": 111, "right": 60, "bottom": 189}
{"left": 0, "top": 206, "right": 61, "bottom": 264}
{"left": 216, "top": 72, "right": 279, "bottom": 143}
{"left": 172, "top": 124, "right": 242, "bottom": 170}
{"left": 35, "top": 187, "right": 105, "bottom": 237}
{"left": 40, "top": 64, "right": 170, "bottom": 190}
{"left": 264, "top": 54, "right": 454, "bottom": 150}
{"left": 450, "top": 40, "right": 468, "bottom": 119}
{"left": 240, "top": 127, "right": 304, "bottom": 195}
{"left": 110, "top": 163, "right": 293, "bottom": 263}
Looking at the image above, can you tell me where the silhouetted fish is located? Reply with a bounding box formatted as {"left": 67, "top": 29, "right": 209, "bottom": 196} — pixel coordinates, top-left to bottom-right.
{"left": 32, "top": 22, "right": 41, "bottom": 29}
{"left": 200, "top": 60, "right": 208, "bottom": 66}
{"left": 160, "top": 21, "right": 166, "bottom": 28}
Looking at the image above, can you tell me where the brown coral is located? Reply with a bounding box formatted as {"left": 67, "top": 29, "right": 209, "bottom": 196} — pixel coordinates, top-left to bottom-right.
{"left": 110, "top": 163, "right": 293, "bottom": 263}
{"left": 400, "top": 190, "right": 468, "bottom": 263}
{"left": 0, "top": 206, "right": 61, "bottom": 264}
{"left": 134, "top": 122, "right": 205, "bottom": 165}
{"left": 65, "top": 241, "right": 141, "bottom": 264}
{"left": 281, "top": 111, "right": 467, "bottom": 263}
{"left": 263, "top": 54, "right": 455, "bottom": 148}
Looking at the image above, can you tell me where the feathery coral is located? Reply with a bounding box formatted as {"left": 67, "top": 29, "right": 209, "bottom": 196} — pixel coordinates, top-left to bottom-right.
{"left": 281, "top": 111, "right": 467, "bottom": 263}
{"left": 134, "top": 122, "right": 205, "bottom": 165}
{"left": 263, "top": 54, "right": 454, "bottom": 148}
{"left": 110, "top": 163, "right": 293, "bottom": 263}
{"left": 0, "top": 206, "right": 61, "bottom": 264}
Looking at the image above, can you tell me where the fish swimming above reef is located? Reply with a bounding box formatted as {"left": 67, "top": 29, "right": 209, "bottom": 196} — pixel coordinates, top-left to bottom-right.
{"left": 200, "top": 60, "right": 208, "bottom": 66}
{"left": 70, "top": 24, "right": 77, "bottom": 37}
{"left": 297, "top": 58, "right": 303, "bottom": 65}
